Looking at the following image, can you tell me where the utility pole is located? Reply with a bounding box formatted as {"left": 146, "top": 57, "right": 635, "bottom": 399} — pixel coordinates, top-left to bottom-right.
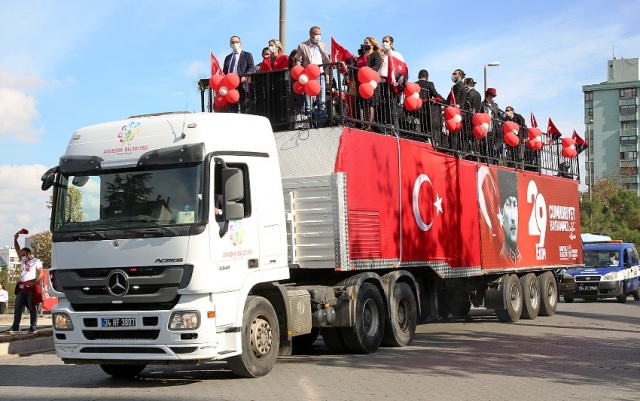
{"left": 279, "top": 0, "right": 286, "bottom": 52}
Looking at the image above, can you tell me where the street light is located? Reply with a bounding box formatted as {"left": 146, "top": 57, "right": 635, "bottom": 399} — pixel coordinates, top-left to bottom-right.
{"left": 587, "top": 119, "right": 593, "bottom": 201}
{"left": 483, "top": 62, "right": 501, "bottom": 94}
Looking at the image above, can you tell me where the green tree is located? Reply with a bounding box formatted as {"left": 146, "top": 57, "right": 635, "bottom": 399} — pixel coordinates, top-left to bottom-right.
{"left": 29, "top": 231, "right": 52, "bottom": 269}
{"left": 47, "top": 186, "right": 84, "bottom": 222}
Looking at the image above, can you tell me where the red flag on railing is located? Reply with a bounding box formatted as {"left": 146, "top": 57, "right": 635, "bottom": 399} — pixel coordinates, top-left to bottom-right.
{"left": 547, "top": 117, "right": 562, "bottom": 143}
{"left": 386, "top": 54, "right": 408, "bottom": 94}
{"left": 210, "top": 51, "right": 224, "bottom": 77}
{"left": 330, "top": 37, "right": 355, "bottom": 63}
{"left": 530, "top": 112, "right": 538, "bottom": 128}
{"left": 572, "top": 129, "right": 589, "bottom": 154}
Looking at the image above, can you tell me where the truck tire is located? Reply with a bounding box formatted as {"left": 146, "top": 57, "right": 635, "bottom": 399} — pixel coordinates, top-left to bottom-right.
{"left": 616, "top": 281, "right": 627, "bottom": 303}
{"left": 495, "top": 274, "right": 523, "bottom": 323}
{"left": 99, "top": 364, "right": 146, "bottom": 378}
{"left": 341, "top": 283, "right": 384, "bottom": 353}
{"left": 293, "top": 327, "right": 319, "bottom": 350}
{"left": 227, "top": 296, "right": 280, "bottom": 378}
{"left": 633, "top": 281, "right": 640, "bottom": 301}
{"left": 320, "top": 328, "right": 349, "bottom": 353}
{"left": 538, "top": 271, "right": 558, "bottom": 316}
{"left": 382, "top": 282, "right": 417, "bottom": 347}
{"left": 520, "top": 273, "right": 541, "bottom": 320}
{"left": 449, "top": 293, "right": 472, "bottom": 317}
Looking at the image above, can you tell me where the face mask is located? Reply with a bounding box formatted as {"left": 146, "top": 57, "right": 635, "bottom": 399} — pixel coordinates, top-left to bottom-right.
{"left": 231, "top": 43, "right": 241, "bottom": 52}
{"left": 313, "top": 34, "right": 321, "bottom": 43}
{"left": 382, "top": 42, "right": 391, "bottom": 50}
{"left": 363, "top": 44, "right": 371, "bottom": 51}
{"left": 451, "top": 74, "right": 458, "bottom": 83}
{"left": 269, "top": 45, "right": 276, "bottom": 53}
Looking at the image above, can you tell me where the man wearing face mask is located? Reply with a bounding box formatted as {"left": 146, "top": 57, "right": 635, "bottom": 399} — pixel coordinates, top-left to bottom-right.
{"left": 223, "top": 35, "right": 255, "bottom": 113}
{"left": 447, "top": 69, "right": 467, "bottom": 109}
{"left": 378, "top": 35, "right": 404, "bottom": 126}
{"left": 296, "top": 26, "right": 331, "bottom": 124}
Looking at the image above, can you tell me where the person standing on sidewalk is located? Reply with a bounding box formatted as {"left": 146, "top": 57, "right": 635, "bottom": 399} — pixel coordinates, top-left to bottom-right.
{"left": 8, "top": 229, "right": 43, "bottom": 334}
{"left": 0, "top": 283, "right": 8, "bottom": 314}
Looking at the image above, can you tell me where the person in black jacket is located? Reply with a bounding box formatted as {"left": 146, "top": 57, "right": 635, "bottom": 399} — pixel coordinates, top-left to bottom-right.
{"left": 447, "top": 68, "right": 467, "bottom": 108}
{"left": 463, "top": 78, "right": 481, "bottom": 113}
{"left": 481, "top": 88, "right": 507, "bottom": 161}
{"left": 462, "top": 78, "right": 482, "bottom": 156}
{"left": 416, "top": 69, "right": 442, "bottom": 134}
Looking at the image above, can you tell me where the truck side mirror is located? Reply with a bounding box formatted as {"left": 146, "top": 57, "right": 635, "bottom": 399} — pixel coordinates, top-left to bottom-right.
{"left": 41, "top": 166, "right": 59, "bottom": 190}
{"left": 221, "top": 167, "right": 245, "bottom": 221}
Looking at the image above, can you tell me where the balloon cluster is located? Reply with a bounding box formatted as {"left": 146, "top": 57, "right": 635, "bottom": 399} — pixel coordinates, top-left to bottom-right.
{"left": 526, "top": 127, "right": 543, "bottom": 150}
{"left": 210, "top": 73, "right": 240, "bottom": 107}
{"left": 562, "top": 137, "right": 577, "bottom": 158}
{"left": 356, "top": 66, "right": 380, "bottom": 99}
{"left": 291, "top": 64, "right": 322, "bottom": 96}
{"left": 444, "top": 106, "right": 463, "bottom": 132}
{"left": 502, "top": 121, "right": 520, "bottom": 147}
{"left": 402, "top": 82, "right": 422, "bottom": 111}
{"left": 471, "top": 113, "right": 491, "bottom": 139}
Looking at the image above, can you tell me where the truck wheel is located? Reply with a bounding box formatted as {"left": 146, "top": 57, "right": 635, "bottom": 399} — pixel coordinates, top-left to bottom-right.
{"left": 227, "top": 296, "right": 279, "bottom": 378}
{"left": 293, "top": 327, "right": 319, "bottom": 350}
{"left": 342, "top": 283, "right": 384, "bottom": 353}
{"left": 496, "top": 274, "right": 523, "bottom": 323}
{"left": 320, "top": 328, "right": 349, "bottom": 353}
{"left": 99, "top": 364, "right": 146, "bottom": 378}
{"left": 449, "top": 293, "right": 472, "bottom": 317}
{"left": 538, "top": 271, "right": 558, "bottom": 316}
{"left": 616, "top": 282, "right": 627, "bottom": 303}
{"left": 563, "top": 295, "right": 574, "bottom": 303}
{"left": 633, "top": 282, "right": 640, "bottom": 301}
{"left": 382, "top": 282, "right": 417, "bottom": 347}
{"left": 520, "top": 273, "right": 541, "bottom": 320}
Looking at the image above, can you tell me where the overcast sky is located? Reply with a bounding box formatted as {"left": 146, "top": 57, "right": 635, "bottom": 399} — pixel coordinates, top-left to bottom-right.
{"left": 1, "top": 0, "right": 639, "bottom": 248}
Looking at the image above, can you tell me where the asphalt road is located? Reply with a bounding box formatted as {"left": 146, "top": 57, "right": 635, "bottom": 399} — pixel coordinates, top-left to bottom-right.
{"left": 1, "top": 299, "right": 639, "bottom": 401}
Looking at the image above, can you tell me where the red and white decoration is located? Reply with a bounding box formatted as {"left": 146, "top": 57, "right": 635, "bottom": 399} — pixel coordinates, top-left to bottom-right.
{"left": 501, "top": 121, "right": 520, "bottom": 147}
{"left": 291, "top": 64, "right": 322, "bottom": 96}
{"left": 526, "top": 127, "right": 544, "bottom": 150}
{"left": 562, "top": 137, "right": 577, "bottom": 158}
{"left": 444, "top": 106, "right": 463, "bottom": 132}
{"left": 402, "top": 82, "right": 422, "bottom": 111}
{"left": 356, "top": 66, "right": 380, "bottom": 99}
{"left": 471, "top": 113, "right": 491, "bottom": 139}
{"left": 210, "top": 73, "right": 241, "bottom": 107}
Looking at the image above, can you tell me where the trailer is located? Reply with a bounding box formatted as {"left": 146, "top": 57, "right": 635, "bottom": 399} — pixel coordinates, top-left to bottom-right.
{"left": 42, "top": 110, "right": 582, "bottom": 378}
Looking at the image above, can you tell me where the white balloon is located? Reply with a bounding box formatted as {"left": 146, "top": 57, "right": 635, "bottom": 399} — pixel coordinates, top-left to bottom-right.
{"left": 453, "top": 114, "right": 462, "bottom": 123}
{"left": 369, "top": 80, "right": 377, "bottom": 89}
{"left": 482, "top": 122, "right": 489, "bottom": 130}
{"left": 219, "top": 86, "right": 228, "bottom": 96}
{"left": 299, "top": 74, "right": 309, "bottom": 84}
{"left": 411, "top": 92, "right": 419, "bottom": 99}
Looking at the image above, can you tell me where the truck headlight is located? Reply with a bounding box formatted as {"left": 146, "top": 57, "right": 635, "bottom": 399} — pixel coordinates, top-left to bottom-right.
{"left": 603, "top": 272, "right": 618, "bottom": 281}
{"left": 169, "top": 311, "right": 200, "bottom": 330}
{"left": 562, "top": 272, "right": 573, "bottom": 281}
{"left": 53, "top": 312, "right": 74, "bottom": 331}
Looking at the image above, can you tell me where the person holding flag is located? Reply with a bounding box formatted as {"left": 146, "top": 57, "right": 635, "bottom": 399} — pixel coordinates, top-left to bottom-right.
{"left": 378, "top": 35, "right": 405, "bottom": 126}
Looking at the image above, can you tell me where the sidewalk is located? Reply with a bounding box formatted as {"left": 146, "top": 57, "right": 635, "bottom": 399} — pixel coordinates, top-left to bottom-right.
{"left": 0, "top": 313, "right": 54, "bottom": 356}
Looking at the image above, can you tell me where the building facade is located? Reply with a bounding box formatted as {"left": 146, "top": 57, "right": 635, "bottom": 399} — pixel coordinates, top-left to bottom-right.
{"left": 583, "top": 57, "right": 640, "bottom": 194}
{"left": 0, "top": 246, "right": 20, "bottom": 281}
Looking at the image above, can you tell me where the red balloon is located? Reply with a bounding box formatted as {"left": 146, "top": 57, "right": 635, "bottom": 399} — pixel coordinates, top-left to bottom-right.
{"left": 214, "top": 94, "right": 228, "bottom": 108}
{"left": 455, "top": 121, "right": 463, "bottom": 132}
{"left": 471, "top": 113, "right": 485, "bottom": 127}
{"left": 358, "top": 82, "right": 374, "bottom": 99}
{"left": 444, "top": 106, "right": 460, "bottom": 120}
{"left": 225, "top": 89, "right": 240, "bottom": 103}
{"left": 527, "top": 127, "right": 542, "bottom": 140}
{"left": 209, "top": 75, "right": 224, "bottom": 91}
{"left": 404, "top": 95, "right": 421, "bottom": 111}
{"left": 293, "top": 81, "right": 306, "bottom": 95}
{"left": 482, "top": 113, "right": 492, "bottom": 124}
{"left": 357, "top": 66, "right": 376, "bottom": 84}
{"left": 562, "top": 137, "right": 575, "bottom": 147}
{"left": 222, "top": 73, "right": 240, "bottom": 90}
{"left": 305, "top": 79, "right": 321, "bottom": 96}
{"left": 445, "top": 118, "right": 458, "bottom": 132}
{"left": 291, "top": 65, "right": 304, "bottom": 81}
{"left": 504, "top": 131, "right": 520, "bottom": 147}
{"left": 304, "top": 64, "right": 321, "bottom": 80}
{"left": 535, "top": 141, "right": 543, "bottom": 150}
{"left": 502, "top": 121, "right": 519, "bottom": 136}
{"left": 526, "top": 139, "right": 537, "bottom": 150}
{"left": 562, "top": 147, "right": 577, "bottom": 158}
{"left": 473, "top": 125, "right": 488, "bottom": 139}
{"left": 403, "top": 82, "right": 420, "bottom": 97}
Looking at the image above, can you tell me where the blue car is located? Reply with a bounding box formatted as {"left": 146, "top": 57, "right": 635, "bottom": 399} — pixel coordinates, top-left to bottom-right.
{"left": 561, "top": 241, "right": 640, "bottom": 303}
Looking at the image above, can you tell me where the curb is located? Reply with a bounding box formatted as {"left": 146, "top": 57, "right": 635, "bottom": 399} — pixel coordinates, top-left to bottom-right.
{"left": 0, "top": 331, "right": 54, "bottom": 356}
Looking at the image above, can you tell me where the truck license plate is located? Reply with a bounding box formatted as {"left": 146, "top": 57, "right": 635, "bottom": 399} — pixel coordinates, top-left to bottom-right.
{"left": 579, "top": 285, "right": 598, "bottom": 291}
{"left": 101, "top": 318, "right": 136, "bottom": 327}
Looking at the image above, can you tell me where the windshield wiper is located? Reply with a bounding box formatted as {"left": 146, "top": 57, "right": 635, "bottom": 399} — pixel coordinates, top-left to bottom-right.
{"left": 71, "top": 224, "right": 106, "bottom": 241}
{"left": 140, "top": 225, "right": 176, "bottom": 237}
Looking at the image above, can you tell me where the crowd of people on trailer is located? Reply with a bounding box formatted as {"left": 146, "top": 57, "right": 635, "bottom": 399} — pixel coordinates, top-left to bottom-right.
{"left": 220, "top": 25, "right": 529, "bottom": 137}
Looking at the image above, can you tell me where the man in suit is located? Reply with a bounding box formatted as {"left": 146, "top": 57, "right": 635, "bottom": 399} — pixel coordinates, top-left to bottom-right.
{"left": 461, "top": 78, "right": 482, "bottom": 156}
{"left": 296, "top": 26, "right": 331, "bottom": 123}
{"left": 223, "top": 35, "right": 255, "bottom": 113}
{"left": 416, "top": 69, "right": 442, "bottom": 134}
{"left": 447, "top": 68, "right": 467, "bottom": 109}
{"left": 463, "top": 78, "right": 481, "bottom": 113}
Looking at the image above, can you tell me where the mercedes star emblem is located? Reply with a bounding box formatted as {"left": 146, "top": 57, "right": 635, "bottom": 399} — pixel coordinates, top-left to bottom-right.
{"left": 107, "top": 270, "right": 129, "bottom": 297}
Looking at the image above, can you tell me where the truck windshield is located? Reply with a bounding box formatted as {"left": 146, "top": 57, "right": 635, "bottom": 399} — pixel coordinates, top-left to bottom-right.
{"left": 52, "top": 163, "right": 204, "bottom": 231}
{"left": 583, "top": 250, "right": 620, "bottom": 268}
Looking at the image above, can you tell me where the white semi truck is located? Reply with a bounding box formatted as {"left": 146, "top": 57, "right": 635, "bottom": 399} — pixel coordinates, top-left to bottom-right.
{"left": 43, "top": 112, "right": 583, "bottom": 378}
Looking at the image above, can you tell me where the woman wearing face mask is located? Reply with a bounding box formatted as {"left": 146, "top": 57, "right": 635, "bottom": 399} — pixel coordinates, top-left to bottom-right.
{"left": 357, "top": 37, "right": 382, "bottom": 130}
{"left": 261, "top": 39, "right": 289, "bottom": 71}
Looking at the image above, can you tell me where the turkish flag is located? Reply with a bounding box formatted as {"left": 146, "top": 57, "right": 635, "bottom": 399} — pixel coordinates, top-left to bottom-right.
{"left": 547, "top": 117, "right": 562, "bottom": 143}
{"left": 386, "top": 54, "right": 408, "bottom": 93}
{"left": 572, "top": 129, "right": 589, "bottom": 154}
{"left": 530, "top": 112, "right": 538, "bottom": 128}
{"left": 210, "top": 51, "right": 224, "bottom": 77}
{"left": 330, "top": 36, "right": 355, "bottom": 63}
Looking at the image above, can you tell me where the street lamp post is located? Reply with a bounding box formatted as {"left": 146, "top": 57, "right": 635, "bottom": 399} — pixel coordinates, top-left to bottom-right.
{"left": 588, "top": 119, "right": 593, "bottom": 201}
{"left": 483, "top": 62, "right": 501, "bottom": 94}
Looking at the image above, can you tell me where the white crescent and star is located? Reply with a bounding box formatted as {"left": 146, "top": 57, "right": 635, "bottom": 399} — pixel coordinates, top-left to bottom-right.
{"left": 413, "top": 174, "right": 444, "bottom": 232}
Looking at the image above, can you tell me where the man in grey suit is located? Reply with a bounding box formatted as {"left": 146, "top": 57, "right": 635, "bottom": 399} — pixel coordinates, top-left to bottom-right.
{"left": 296, "top": 26, "right": 331, "bottom": 123}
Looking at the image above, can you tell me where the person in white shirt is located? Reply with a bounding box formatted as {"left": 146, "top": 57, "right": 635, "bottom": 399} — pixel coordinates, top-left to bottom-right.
{"left": 0, "top": 283, "right": 8, "bottom": 314}
{"left": 8, "top": 230, "right": 43, "bottom": 334}
{"left": 378, "top": 35, "right": 404, "bottom": 126}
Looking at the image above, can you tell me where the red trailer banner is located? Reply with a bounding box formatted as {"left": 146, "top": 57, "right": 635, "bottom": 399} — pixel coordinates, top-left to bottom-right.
{"left": 42, "top": 269, "right": 58, "bottom": 311}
